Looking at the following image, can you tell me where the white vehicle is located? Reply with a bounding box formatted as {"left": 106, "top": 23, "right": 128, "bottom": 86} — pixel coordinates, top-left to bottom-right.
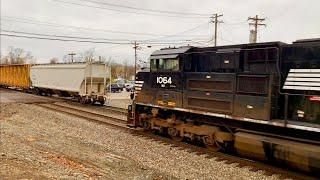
{"left": 30, "top": 62, "right": 110, "bottom": 105}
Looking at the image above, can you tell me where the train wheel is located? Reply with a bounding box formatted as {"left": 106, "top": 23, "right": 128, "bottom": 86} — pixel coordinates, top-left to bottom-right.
{"left": 168, "top": 127, "right": 183, "bottom": 141}
{"left": 36, "top": 89, "right": 41, "bottom": 95}
{"left": 99, "top": 100, "right": 105, "bottom": 106}
{"left": 203, "top": 136, "right": 219, "bottom": 151}
{"left": 80, "top": 97, "right": 86, "bottom": 104}
{"left": 159, "top": 127, "right": 168, "bottom": 136}
{"left": 86, "top": 99, "right": 92, "bottom": 104}
{"left": 142, "top": 121, "right": 151, "bottom": 132}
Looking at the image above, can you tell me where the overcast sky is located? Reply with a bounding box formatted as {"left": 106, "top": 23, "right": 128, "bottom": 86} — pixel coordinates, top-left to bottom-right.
{"left": 1, "top": 0, "right": 320, "bottom": 64}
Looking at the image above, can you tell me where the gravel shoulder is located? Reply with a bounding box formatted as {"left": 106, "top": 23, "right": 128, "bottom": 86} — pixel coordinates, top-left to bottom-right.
{"left": 0, "top": 103, "right": 281, "bottom": 179}
{"left": 105, "top": 91, "right": 132, "bottom": 109}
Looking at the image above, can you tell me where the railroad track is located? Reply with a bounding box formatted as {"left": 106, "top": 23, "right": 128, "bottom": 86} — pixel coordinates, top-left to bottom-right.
{"left": 42, "top": 94, "right": 129, "bottom": 115}
{"left": 35, "top": 103, "right": 127, "bottom": 128}
{"left": 103, "top": 105, "right": 128, "bottom": 115}
{"left": 34, "top": 102, "right": 314, "bottom": 180}
{"left": 1, "top": 87, "right": 129, "bottom": 115}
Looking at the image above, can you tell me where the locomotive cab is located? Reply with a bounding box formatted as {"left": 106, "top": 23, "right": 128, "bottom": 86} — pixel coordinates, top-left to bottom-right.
{"left": 134, "top": 46, "right": 192, "bottom": 109}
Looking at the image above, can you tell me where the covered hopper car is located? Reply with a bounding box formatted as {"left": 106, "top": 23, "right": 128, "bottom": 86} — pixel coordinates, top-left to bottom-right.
{"left": 0, "top": 62, "right": 110, "bottom": 105}
{"left": 128, "top": 38, "right": 320, "bottom": 174}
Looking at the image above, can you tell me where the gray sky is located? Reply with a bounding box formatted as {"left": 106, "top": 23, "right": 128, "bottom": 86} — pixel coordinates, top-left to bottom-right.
{"left": 1, "top": 0, "right": 320, "bottom": 64}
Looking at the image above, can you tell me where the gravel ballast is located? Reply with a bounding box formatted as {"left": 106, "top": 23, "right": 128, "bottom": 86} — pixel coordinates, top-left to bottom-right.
{"left": 0, "top": 103, "right": 281, "bottom": 179}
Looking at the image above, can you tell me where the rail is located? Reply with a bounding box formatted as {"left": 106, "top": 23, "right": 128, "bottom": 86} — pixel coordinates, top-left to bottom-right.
{"left": 33, "top": 102, "right": 315, "bottom": 180}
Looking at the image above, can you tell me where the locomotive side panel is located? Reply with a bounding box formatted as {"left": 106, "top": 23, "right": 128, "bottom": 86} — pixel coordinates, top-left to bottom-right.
{"left": 216, "top": 48, "right": 241, "bottom": 70}
{"left": 234, "top": 74, "right": 273, "bottom": 120}
{"left": 233, "top": 95, "right": 271, "bottom": 120}
{"left": 150, "top": 72, "right": 183, "bottom": 108}
{"left": 155, "top": 90, "right": 183, "bottom": 108}
{"left": 184, "top": 91, "right": 233, "bottom": 114}
{"left": 185, "top": 73, "right": 236, "bottom": 93}
{"left": 184, "top": 72, "right": 235, "bottom": 114}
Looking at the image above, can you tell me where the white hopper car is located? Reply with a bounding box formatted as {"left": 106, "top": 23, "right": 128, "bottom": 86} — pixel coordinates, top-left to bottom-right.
{"left": 30, "top": 62, "right": 110, "bottom": 105}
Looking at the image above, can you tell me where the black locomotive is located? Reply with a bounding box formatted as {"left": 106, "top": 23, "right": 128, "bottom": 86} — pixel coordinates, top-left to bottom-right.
{"left": 128, "top": 38, "right": 320, "bottom": 173}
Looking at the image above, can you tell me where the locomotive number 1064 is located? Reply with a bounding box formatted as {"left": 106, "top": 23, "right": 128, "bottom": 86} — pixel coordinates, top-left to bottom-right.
{"left": 156, "top": 76, "right": 172, "bottom": 85}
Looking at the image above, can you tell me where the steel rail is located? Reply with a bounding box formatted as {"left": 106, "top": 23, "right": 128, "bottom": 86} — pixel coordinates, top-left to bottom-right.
{"left": 33, "top": 102, "right": 315, "bottom": 180}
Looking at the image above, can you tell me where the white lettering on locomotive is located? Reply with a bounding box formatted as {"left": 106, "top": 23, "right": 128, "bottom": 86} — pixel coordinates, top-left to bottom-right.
{"left": 156, "top": 77, "right": 172, "bottom": 85}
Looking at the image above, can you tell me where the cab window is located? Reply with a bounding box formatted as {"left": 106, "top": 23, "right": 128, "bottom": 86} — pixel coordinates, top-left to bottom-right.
{"left": 150, "top": 59, "right": 157, "bottom": 71}
{"left": 150, "top": 58, "right": 179, "bottom": 72}
{"left": 164, "top": 59, "right": 179, "bottom": 71}
{"left": 159, "top": 59, "right": 165, "bottom": 70}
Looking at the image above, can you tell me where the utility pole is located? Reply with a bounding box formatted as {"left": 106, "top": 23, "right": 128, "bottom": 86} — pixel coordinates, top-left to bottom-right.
{"left": 133, "top": 41, "right": 139, "bottom": 81}
{"left": 210, "top": 13, "right": 223, "bottom": 46}
{"left": 133, "top": 42, "right": 150, "bottom": 79}
{"left": 248, "top": 15, "right": 266, "bottom": 43}
{"left": 68, "top": 52, "right": 76, "bottom": 62}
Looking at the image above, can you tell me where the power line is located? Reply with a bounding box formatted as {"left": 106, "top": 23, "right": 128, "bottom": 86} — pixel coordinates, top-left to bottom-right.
{"left": 1, "top": 29, "right": 208, "bottom": 44}
{"left": 2, "top": 16, "right": 168, "bottom": 36}
{"left": 52, "top": 0, "right": 209, "bottom": 19}
{"left": 3, "top": 16, "right": 211, "bottom": 39}
{"left": 143, "top": 22, "right": 210, "bottom": 41}
{"left": 219, "top": 25, "right": 240, "bottom": 44}
{"left": 0, "top": 32, "right": 207, "bottom": 46}
{"left": 1, "top": 30, "right": 135, "bottom": 42}
{"left": 223, "top": 20, "right": 247, "bottom": 26}
{"left": 75, "top": 0, "right": 210, "bottom": 16}
{"left": 0, "top": 33, "right": 131, "bottom": 44}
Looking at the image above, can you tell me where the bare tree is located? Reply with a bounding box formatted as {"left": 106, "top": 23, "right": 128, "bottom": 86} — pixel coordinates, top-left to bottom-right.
{"left": 25, "top": 51, "right": 37, "bottom": 64}
{"left": 123, "top": 59, "right": 129, "bottom": 79}
{"left": 105, "top": 57, "right": 113, "bottom": 66}
{"left": 0, "top": 46, "right": 36, "bottom": 64}
{"left": 0, "top": 56, "right": 10, "bottom": 64}
{"left": 79, "top": 48, "right": 95, "bottom": 62}
{"left": 63, "top": 55, "right": 70, "bottom": 63}
{"left": 94, "top": 55, "right": 111, "bottom": 64}
{"left": 49, "top": 57, "right": 59, "bottom": 64}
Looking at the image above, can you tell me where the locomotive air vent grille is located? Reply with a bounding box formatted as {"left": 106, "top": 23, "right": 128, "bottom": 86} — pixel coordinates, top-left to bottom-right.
{"left": 188, "top": 80, "right": 232, "bottom": 92}
{"left": 188, "top": 98, "right": 231, "bottom": 112}
{"left": 237, "top": 75, "right": 269, "bottom": 95}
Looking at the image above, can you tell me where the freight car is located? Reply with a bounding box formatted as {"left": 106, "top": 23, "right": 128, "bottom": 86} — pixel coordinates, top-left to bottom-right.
{"left": 0, "top": 64, "right": 31, "bottom": 89}
{"left": 127, "top": 38, "right": 320, "bottom": 174}
{"left": 0, "top": 62, "right": 110, "bottom": 105}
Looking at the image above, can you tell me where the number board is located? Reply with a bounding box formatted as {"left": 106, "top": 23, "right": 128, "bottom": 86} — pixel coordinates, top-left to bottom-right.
{"left": 151, "top": 73, "right": 181, "bottom": 89}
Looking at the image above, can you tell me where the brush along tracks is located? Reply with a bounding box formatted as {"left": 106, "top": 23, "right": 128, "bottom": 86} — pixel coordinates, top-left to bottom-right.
{"left": 34, "top": 102, "right": 314, "bottom": 180}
